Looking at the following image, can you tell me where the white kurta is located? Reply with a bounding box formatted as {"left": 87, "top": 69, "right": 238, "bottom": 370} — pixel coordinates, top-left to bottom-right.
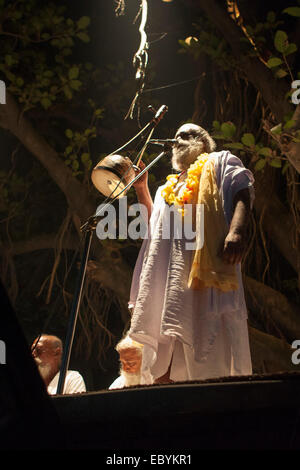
{"left": 48, "top": 370, "right": 86, "bottom": 395}
{"left": 128, "top": 151, "right": 254, "bottom": 381}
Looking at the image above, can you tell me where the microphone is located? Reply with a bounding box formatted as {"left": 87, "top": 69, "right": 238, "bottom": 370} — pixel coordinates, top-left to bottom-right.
{"left": 149, "top": 139, "right": 177, "bottom": 149}
{"left": 153, "top": 105, "right": 168, "bottom": 122}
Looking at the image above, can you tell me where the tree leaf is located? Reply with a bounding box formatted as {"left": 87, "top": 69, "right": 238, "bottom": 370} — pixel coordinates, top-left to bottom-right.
{"left": 221, "top": 121, "right": 236, "bottom": 138}
{"left": 44, "top": 70, "right": 54, "bottom": 78}
{"left": 77, "top": 32, "right": 90, "bottom": 43}
{"left": 40, "top": 97, "right": 52, "bottom": 109}
{"left": 65, "top": 129, "right": 73, "bottom": 138}
{"left": 274, "top": 30, "right": 288, "bottom": 53}
{"left": 241, "top": 133, "right": 255, "bottom": 146}
{"left": 267, "top": 11, "right": 276, "bottom": 23}
{"left": 77, "top": 16, "right": 90, "bottom": 30}
{"left": 225, "top": 143, "right": 244, "bottom": 150}
{"left": 68, "top": 66, "right": 79, "bottom": 80}
{"left": 63, "top": 85, "right": 72, "bottom": 99}
{"left": 282, "top": 161, "right": 290, "bottom": 175}
{"left": 269, "top": 158, "right": 282, "bottom": 168}
{"left": 284, "top": 119, "right": 295, "bottom": 130}
{"left": 70, "top": 79, "right": 82, "bottom": 90}
{"left": 94, "top": 108, "right": 103, "bottom": 117}
{"left": 5, "top": 55, "right": 13, "bottom": 66}
{"left": 16, "top": 77, "right": 24, "bottom": 87}
{"left": 81, "top": 153, "right": 90, "bottom": 164}
{"left": 255, "top": 159, "right": 267, "bottom": 171}
{"left": 275, "top": 68, "right": 288, "bottom": 78}
{"left": 283, "top": 7, "right": 300, "bottom": 17}
{"left": 271, "top": 123, "right": 282, "bottom": 134}
{"left": 72, "top": 160, "right": 79, "bottom": 171}
{"left": 65, "top": 146, "right": 72, "bottom": 155}
{"left": 212, "top": 120, "right": 220, "bottom": 131}
{"left": 284, "top": 43, "right": 297, "bottom": 56}
{"left": 258, "top": 147, "right": 272, "bottom": 157}
{"left": 267, "top": 57, "right": 283, "bottom": 68}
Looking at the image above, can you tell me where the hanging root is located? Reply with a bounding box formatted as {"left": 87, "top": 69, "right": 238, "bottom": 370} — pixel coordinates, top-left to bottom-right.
{"left": 114, "top": 0, "right": 126, "bottom": 16}
{"left": 36, "top": 210, "right": 72, "bottom": 304}
{"left": 286, "top": 165, "right": 300, "bottom": 289}
{"left": 75, "top": 278, "right": 116, "bottom": 366}
{"left": 258, "top": 206, "right": 271, "bottom": 284}
{"left": 125, "top": 0, "right": 149, "bottom": 120}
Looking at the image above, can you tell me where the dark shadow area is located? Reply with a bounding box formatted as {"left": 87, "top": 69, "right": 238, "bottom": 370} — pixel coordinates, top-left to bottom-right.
{"left": 52, "top": 372, "right": 300, "bottom": 450}
{"left": 1, "top": 274, "right": 300, "bottom": 451}
{"left": 0, "top": 280, "right": 65, "bottom": 450}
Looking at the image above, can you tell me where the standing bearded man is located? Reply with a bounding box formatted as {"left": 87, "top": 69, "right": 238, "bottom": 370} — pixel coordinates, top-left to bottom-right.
{"left": 128, "top": 123, "right": 254, "bottom": 384}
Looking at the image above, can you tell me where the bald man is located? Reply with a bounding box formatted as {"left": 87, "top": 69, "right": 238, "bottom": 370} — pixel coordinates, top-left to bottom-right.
{"left": 31, "top": 334, "right": 86, "bottom": 395}
{"left": 129, "top": 123, "right": 254, "bottom": 384}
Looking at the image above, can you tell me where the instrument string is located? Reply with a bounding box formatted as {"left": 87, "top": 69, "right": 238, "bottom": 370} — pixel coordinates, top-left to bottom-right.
{"left": 80, "top": 123, "right": 156, "bottom": 231}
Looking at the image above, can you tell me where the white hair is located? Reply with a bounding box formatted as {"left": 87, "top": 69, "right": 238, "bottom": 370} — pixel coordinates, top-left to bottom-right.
{"left": 115, "top": 335, "right": 143, "bottom": 355}
{"left": 194, "top": 125, "right": 216, "bottom": 153}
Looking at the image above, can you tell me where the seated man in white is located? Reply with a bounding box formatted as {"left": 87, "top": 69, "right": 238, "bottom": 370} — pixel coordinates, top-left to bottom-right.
{"left": 109, "top": 335, "right": 153, "bottom": 389}
{"left": 31, "top": 334, "right": 86, "bottom": 395}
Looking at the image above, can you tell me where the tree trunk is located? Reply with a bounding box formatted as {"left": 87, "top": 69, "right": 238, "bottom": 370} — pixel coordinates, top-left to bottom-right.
{"left": 253, "top": 169, "right": 299, "bottom": 273}
{"left": 0, "top": 92, "right": 133, "bottom": 310}
{"left": 245, "top": 276, "right": 300, "bottom": 342}
{"left": 249, "top": 326, "right": 299, "bottom": 373}
{"left": 0, "top": 92, "right": 95, "bottom": 220}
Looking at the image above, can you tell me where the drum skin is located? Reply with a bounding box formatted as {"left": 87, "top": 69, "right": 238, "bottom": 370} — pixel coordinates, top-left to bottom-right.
{"left": 91, "top": 154, "right": 136, "bottom": 198}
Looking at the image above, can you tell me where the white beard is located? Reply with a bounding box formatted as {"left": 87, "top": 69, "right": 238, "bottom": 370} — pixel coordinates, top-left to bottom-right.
{"left": 35, "top": 358, "right": 52, "bottom": 382}
{"left": 121, "top": 370, "right": 141, "bottom": 387}
{"left": 172, "top": 140, "right": 204, "bottom": 171}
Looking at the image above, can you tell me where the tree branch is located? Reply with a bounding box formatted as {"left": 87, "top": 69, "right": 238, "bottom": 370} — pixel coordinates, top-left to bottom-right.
{"left": 195, "top": 0, "right": 292, "bottom": 120}
{"left": 0, "top": 233, "right": 78, "bottom": 256}
{"left": 0, "top": 92, "right": 95, "bottom": 221}
{"left": 194, "top": 0, "right": 300, "bottom": 173}
{"left": 0, "top": 234, "right": 132, "bottom": 310}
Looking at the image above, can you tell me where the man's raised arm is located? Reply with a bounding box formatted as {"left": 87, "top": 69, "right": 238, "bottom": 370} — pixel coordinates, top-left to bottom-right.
{"left": 132, "top": 161, "right": 153, "bottom": 223}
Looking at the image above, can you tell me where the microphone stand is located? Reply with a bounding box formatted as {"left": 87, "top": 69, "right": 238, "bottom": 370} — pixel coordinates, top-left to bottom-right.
{"left": 57, "top": 108, "right": 169, "bottom": 395}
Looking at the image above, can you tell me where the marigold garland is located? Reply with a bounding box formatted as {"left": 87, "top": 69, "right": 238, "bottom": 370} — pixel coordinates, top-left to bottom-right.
{"left": 161, "top": 153, "right": 209, "bottom": 212}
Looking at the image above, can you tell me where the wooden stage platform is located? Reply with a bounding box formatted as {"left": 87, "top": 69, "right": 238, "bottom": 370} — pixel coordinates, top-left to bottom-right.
{"left": 51, "top": 372, "right": 300, "bottom": 450}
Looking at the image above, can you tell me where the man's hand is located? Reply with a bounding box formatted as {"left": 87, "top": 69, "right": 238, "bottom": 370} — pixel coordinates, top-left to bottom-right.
{"left": 132, "top": 160, "right": 148, "bottom": 192}
{"left": 131, "top": 160, "right": 153, "bottom": 222}
{"left": 220, "top": 188, "right": 250, "bottom": 265}
{"left": 221, "top": 231, "right": 245, "bottom": 265}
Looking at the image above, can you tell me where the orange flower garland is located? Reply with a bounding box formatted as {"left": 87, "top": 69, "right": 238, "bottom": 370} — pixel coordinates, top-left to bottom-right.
{"left": 161, "top": 153, "right": 209, "bottom": 212}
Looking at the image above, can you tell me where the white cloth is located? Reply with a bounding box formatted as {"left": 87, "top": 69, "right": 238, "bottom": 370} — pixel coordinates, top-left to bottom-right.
{"left": 48, "top": 370, "right": 86, "bottom": 395}
{"left": 109, "top": 375, "right": 126, "bottom": 390}
{"left": 128, "top": 151, "right": 254, "bottom": 381}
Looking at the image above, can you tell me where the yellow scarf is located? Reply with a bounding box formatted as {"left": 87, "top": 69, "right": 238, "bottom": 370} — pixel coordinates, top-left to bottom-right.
{"left": 187, "top": 158, "right": 238, "bottom": 292}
